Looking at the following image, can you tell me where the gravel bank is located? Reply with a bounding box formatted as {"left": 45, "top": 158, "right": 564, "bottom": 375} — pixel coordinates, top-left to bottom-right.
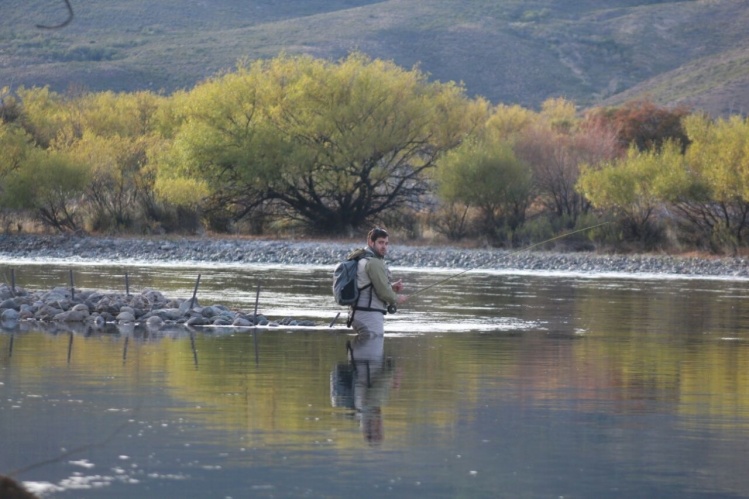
{"left": 0, "top": 235, "right": 749, "bottom": 278}
{"left": 1, "top": 234, "right": 748, "bottom": 279}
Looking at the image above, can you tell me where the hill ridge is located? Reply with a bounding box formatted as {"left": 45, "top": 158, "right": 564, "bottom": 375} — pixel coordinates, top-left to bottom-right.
{"left": 2, "top": 0, "right": 748, "bottom": 115}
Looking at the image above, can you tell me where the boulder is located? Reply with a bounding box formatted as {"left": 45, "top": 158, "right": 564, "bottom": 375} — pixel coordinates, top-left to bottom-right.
{"left": 53, "top": 310, "right": 87, "bottom": 322}
{"left": 179, "top": 298, "right": 199, "bottom": 316}
{"left": 116, "top": 311, "right": 135, "bottom": 323}
{"left": 35, "top": 305, "right": 64, "bottom": 321}
{"left": 232, "top": 317, "right": 253, "bottom": 327}
{"left": 71, "top": 303, "right": 90, "bottom": 315}
{"left": 1, "top": 309, "right": 19, "bottom": 321}
{"left": 0, "top": 298, "right": 19, "bottom": 310}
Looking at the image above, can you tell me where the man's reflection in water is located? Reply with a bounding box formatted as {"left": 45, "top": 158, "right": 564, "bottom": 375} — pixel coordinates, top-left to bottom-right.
{"left": 330, "top": 333, "right": 400, "bottom": 445}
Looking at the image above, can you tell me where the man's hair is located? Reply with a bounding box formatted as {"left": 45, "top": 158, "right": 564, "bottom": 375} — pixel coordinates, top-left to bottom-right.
{"left": 368, "top": 227, "right": 389, "bottom": 242}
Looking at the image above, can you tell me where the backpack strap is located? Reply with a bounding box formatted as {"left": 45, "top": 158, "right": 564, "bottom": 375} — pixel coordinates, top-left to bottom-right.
{"left": 354, "top": 249, "right": 375, "bottom": 306}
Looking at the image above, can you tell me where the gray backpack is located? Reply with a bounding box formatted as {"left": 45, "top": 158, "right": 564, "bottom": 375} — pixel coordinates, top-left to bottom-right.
{"left": 332, "top": 249, "right": 371, "bottom": 306}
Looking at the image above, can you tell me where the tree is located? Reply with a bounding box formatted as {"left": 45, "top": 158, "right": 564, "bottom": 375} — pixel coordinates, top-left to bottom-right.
{"left": 484, "top": 103, "right": 538, "bottom": 139}
{"left": 15, "top": 86, "right": 80, "bottom": 148}
{"left": 437, "top": 136, "right": 532, "bottom": 244}
{"left": 586, "top": 99, "right": 690, "bottom": 153}
{"left": 0, "top": 148, "right": 90, "bottom": 232}
{"left": 12, "top": 87, "right": 167, "bottom": 232}
{"left": 0, "top": 87, "right": 22, "bottom": 124}
{"left": 77, "top": 90, "right": 163, "bottom": 138}
{"left": 577, "top": 142, "right": 682, "bottom": 244}
{"left": 663, "top": 114, "right": 749, "bottom": 251}
{"left": 0, "top": 121, "right": 35, "bottom": 231}
{"left": 515, "top": 101, "right": 620, "bottom": 227}
{"left": 69, "top": 133, "right": 154, "bottom": 231}
{"left": 0, "top": 122, "right": 32, "bottom": 185}
{"left": 540, "top": 97, "right": 577, "bottom": 133}
{"left": 157, "top": 53, "right": 486, "bottom": 233}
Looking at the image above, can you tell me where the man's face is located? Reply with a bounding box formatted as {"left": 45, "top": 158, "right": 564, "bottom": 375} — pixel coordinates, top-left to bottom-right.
{"left": 370, "top": 236, "right": 389, "bottom": 257}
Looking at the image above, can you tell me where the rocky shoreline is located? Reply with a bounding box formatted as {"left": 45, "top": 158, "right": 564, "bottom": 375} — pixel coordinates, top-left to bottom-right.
{"left": 1, "top": 233, "right": 749, "bottom": 279}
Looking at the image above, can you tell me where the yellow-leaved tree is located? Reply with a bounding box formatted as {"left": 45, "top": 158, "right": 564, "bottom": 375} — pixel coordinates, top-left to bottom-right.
{"left": 1, "top": 148, "right": 90, "bottom": 232}
{"left": 577, "top": 141, "right": 684, "bottom": 246}
{"left": 155, "top": 53, "right": 485, "bottom": 234}
{"left": 436, "top": 133, "right": 532, "bottom": 244}
{"left": 667, "top": 114, "right": 749, "bottom": 251}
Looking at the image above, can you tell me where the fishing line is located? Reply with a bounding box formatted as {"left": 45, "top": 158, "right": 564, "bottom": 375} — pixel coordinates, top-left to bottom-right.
{"left": 406, "top": 221, "right": 611, "bottom": 301}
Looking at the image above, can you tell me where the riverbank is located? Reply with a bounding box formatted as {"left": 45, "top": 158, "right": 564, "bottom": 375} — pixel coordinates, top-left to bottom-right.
{"left": 1, "top": 234, "right": 748, "bottom": 278}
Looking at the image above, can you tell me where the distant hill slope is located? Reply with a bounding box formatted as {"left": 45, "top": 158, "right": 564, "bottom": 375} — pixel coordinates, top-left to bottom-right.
{"left": 601, "top": 45, "right": 749, "bottom": 116}
{"left": 2, "top": 0, "right": 748, "bottom": 115}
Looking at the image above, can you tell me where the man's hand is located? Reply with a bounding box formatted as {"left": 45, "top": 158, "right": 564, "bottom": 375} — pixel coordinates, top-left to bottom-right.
{"left": 392, "top": 279, "right": 404, "bottom": 293}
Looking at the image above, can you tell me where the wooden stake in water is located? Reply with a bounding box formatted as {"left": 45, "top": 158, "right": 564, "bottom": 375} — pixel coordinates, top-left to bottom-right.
{"left": 253, "top": 285, "right": 261, "bottom": 365}
{"left": 125, "top": 272, "right": 130, "bottom": 297}
{"left": 189, "top": 274, "right": 201, "bottom": 309}
{"left": 253, "top": 285, "right": 261, "bottom": 322}
{"left": 10, "top": 268, "right": 15, "bottom": 297}
{"left": 69, "top": 269, "right": 75, "bottom": 300}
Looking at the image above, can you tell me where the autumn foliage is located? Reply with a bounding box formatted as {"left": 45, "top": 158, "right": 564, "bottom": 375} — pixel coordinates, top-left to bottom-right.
{"left": 1, "top": 55, "right": 747, "bottom": 253}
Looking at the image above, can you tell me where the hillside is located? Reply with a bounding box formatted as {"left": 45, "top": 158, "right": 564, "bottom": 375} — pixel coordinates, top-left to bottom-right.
{"left": 601, "top": 45, "right": 749, "bottom": 116}
{"left": 2, "top": 0, "right": 749, "bottom": 115}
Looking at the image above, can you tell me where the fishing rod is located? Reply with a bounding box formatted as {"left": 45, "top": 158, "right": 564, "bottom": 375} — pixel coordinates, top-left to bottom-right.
{"left": 392, "top": 221, "right": 610, "bottom": 311}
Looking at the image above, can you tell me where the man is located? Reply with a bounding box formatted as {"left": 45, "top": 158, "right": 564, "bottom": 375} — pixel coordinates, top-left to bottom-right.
{"left": 347, "top": 227, "right": 407, "bottom": 335}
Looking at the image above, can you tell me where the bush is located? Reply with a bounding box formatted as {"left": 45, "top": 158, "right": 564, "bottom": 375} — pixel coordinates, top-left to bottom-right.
{"left": 430, "top": 203, "right": 473, "bottom": 241}
{"left": 59, "top": 45, "right": 118, "bottom": 62}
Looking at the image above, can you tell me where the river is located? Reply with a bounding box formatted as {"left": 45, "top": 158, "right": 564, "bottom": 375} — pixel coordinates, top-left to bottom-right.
{"left": 2, "top": 261, "right": 749, "bottom": 498}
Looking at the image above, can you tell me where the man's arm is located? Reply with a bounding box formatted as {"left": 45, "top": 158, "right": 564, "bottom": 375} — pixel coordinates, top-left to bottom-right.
{"left": 366, "top": 258, "right": 398, "bottom": 304}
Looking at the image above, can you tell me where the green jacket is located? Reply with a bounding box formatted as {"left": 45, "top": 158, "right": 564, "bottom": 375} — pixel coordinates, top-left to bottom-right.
{"left": 348, "top": 247, "right": 397, "bottom": 310}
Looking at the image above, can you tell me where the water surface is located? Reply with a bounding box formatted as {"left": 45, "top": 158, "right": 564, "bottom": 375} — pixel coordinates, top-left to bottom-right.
{"left": 2, "top": 262, "right": 749, "bottom": 498}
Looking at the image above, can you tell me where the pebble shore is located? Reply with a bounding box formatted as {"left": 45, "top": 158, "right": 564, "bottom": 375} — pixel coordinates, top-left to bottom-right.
{"left": 1, "top": 233, "right": 749, "bottom": 279}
